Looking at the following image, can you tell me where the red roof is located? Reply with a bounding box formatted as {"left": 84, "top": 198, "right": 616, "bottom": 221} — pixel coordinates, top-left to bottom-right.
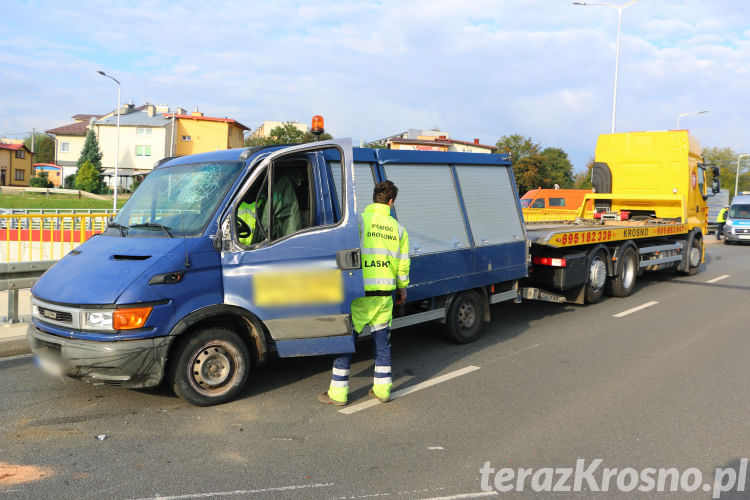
{"left": 0, "top": 142, "right": 30, "bottom": 152}
{"left": 46, "top": 121, "right": 90, "bottom": 136}
{"left": 447, "top": 138, "right": 495, "bottom": 150}
{"left": 164, "top": 113, "right": 250, "bottom": 130}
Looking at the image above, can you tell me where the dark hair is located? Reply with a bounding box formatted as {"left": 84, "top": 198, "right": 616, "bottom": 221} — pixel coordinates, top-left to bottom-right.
{"left": 373, "top": 180, "right": 398, "bottom": 204}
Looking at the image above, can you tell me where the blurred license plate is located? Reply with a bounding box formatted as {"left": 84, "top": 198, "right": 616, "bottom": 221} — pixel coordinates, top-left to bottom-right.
{"left": 253, "top": 269, "right": 343, "bottom": 307}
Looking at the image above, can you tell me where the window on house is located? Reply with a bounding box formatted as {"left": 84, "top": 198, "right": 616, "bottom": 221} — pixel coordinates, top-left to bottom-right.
{"left": 61, "top": 142, "right": 70, "bottom": 152}
{"left": 15, "top": 169, "right": 24, "bottom": 181}
{"left": 15, "top": 150, "right": 25, "bottom": 159}
{"left": 136, "top": 128, "right": 152, "bottom": 136}
{"left": 181, "top": 135, "right": 191, "bottom": 142}
{"left": 135, "top": 145, "right": 152, "bottom": 157}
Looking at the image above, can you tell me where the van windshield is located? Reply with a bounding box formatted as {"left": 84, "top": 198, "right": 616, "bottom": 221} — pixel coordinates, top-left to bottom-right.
{"left": 520, "top": 199, "right": 532, "bottom": 208}
{"left": 729, "top": 204, "right": 750, "bottom": 219}
{"left": 112, "top": 161, "right": 243, "bottom": 237}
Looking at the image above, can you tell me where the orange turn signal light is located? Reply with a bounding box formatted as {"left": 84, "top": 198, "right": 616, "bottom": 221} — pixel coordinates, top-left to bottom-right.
{"left": 113, "top": 306, "right": 153, "bottom": 330}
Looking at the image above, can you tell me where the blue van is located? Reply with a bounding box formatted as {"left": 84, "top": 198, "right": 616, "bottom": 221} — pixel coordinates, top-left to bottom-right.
{"left": 28, "top": 140, "right": 528, "bottom": 405}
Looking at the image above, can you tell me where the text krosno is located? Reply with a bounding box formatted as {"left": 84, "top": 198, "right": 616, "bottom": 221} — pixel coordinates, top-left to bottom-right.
{"left": 480, "top": 459, "right": 748, "bottom": 498}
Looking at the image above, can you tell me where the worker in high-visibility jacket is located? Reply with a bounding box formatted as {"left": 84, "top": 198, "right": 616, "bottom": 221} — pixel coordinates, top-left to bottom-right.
{"left": 319, "top": 180, "right": 410, "bottom": 406}
{"left": 236, "top": 200, "right": 258, "bottom": 246}
{"left": 716, "top": 205, "right": 729, "bottom": 240}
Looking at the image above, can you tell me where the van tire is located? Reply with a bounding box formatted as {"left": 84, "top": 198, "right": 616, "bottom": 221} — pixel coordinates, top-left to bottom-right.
{"left": 168, "top": 327, "right": 250, "bottom": 406}
{"left": 606, "top": 247, "right": 637, "bottom": 297}
{"left": 584, "top": 251, "right": 607, "bottom": 304}
{"left": 445, "top": 291, "right": 483, "bottom": 344}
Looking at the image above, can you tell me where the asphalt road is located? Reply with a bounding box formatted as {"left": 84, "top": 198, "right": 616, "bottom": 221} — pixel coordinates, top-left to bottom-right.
{"left": 1, "top": 242, "right": 749, "bottom": 499}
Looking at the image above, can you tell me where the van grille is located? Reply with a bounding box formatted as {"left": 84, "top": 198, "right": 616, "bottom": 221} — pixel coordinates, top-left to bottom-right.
{"left": 37, "top": 306, "right": 73, "bottom": 324}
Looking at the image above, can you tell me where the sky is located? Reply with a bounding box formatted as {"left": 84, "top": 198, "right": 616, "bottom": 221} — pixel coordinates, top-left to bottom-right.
{"left": 1, "top": 0, "right": 748, "bottom": 172}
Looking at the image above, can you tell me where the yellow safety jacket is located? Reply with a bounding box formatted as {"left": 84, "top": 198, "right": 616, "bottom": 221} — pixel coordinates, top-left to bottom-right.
{"left": 359, "top": 203, "right": 410, "bottom": 293}
{"left": 237, "top": 201, "right": 258, "bottom": 246}
{"left": 717, "top": 207, "right": 728, "bottom": 223}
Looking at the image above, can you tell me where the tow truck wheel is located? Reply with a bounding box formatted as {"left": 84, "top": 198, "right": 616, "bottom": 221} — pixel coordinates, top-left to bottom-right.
{"left": 685, "top": 236, "right": 703, "bottom": 276}
{"left": 445, "top": 291, "right": 483, "bottom": 344}
{"left": 584, "top": 251, "right": 607, "bottom": 304}
{"left": 606, "top": 246, "right": 637, "bottom": 297}
{"left": 169, "top": 327, "right": 250, "bottom": 406}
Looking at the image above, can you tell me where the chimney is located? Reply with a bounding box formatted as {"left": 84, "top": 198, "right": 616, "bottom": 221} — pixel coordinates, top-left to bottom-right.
{"left": 191, "top": 106, "right": 203, "bottom": 117}
{"left": 146, "top": 104, "right": 155, "bottom": 117}
{"left": 474, "top": 138, "right": 480, "bottom": 145}
{"left": 439, "top": 135, "right": 446, "bottom": 140}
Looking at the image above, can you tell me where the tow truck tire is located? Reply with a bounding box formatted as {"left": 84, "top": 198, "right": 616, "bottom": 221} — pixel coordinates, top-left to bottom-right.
{"left": 685, "top": 236, "right": 703, "bottom": 276}
{"left": 445, "top": 291, "right": 483, "bottom": 344}
{"left": 606, "top": 246, "right": 637, "bottom": 297}
{"left": 584, "top": 251, "right": 607, "bottom": 304}
{"left": 169, "top": 327, "right": 250, "bottom": 406}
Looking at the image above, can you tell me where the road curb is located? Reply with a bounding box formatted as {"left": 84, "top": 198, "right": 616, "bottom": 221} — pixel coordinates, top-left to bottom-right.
{"left": 0, "top": 336, "right": 30, "bottom": 359}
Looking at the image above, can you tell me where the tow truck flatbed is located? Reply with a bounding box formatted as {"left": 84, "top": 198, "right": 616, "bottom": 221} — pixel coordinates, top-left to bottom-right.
{"left": 526, "top": 220, "right": 690, "bottom": 248}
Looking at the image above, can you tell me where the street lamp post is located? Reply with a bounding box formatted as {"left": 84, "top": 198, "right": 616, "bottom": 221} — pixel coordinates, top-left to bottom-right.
{"left": 736, "top": 153, "right": 750, "bottom": 197}
{"left": 573, "top": 0, "right": 639, "bottom": 134}
{"left": 97, "top": 70, "right": 121, "bottom": 212}
{"left": 675, "top": 110, "right": 708, "bottom": 130}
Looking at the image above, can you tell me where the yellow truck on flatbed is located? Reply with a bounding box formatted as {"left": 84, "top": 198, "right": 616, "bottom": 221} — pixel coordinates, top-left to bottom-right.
{"left": 524, "top": 130, "right": 720, "bottom": 304}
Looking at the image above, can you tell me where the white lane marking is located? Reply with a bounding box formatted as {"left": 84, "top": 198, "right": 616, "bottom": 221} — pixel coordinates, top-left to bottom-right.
{"left": 339, "top": 365, "right": 481, "bottom": 415}
{"left": 707, "top": 274, "right": 730, "bottom": 283}
{"left": 427, "top": 446, "right": 444, "bottom": 450}
{"left": 0, "top": 353, "right": 33, "bottom": 363}
{"left": 416, "top": 492, "right": 498, "bottom": 500}
{"left": 126, "top": 482, "right": 334, "bottom": 500}
{"left": 613, "top": 301, "right": 659, "bottom": 318}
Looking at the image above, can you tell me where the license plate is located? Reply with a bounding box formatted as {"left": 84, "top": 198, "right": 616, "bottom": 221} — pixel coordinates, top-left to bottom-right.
{"left": 35, "top": 355, "right": 65, "bottom": 377}
{"left": 253, "top": 269, "right": 343, "bottom": 307}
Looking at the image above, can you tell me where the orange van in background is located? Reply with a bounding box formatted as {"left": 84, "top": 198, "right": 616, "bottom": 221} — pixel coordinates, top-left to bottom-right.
{"left": 520, "top": 188, "right": 592, "bottom": 210}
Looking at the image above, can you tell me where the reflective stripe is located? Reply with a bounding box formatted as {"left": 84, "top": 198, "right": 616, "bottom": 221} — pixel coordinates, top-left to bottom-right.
{"left": 397, "top": 275, "right": 408, "bottom": 282}
{"left": 330, "top": 379, "right": 349, "bottom": 388}
{"left": 373, "top": 377, "right": 393, "bottom": 385}
{"left": 398, "top": 223, "right": 405, "bottom": 240}
{"left": 332, "top": 368, "right": 350, "bottom": 377}
{"left": 362, "top": 247, "right": 409, "bottom": 260}
{"left": 371, "top": 322, "right": 389, "bottom": 332}
{"left": 374, "top": 365, "right": 391, "bottom": 374}
{"left": 364, "top": 278, "right": 396, "bottom": 286}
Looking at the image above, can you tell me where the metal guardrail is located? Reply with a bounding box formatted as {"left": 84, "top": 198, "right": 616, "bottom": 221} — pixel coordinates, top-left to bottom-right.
{"left": 1, "top": 260, "right": 56, "bottom": 323}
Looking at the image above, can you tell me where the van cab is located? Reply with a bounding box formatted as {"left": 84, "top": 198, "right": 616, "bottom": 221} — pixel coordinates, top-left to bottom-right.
{"left": 723, "top": 194, "right": 750, "bottom": 244}
{"left": 520, "top": 188, "right": 591, "bottom": 210}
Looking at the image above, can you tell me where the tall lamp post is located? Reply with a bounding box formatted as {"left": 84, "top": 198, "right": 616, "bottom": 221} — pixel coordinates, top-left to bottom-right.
{"left": 573, "top": 0, "right": 639, "bottom": 134}
{"left": 675, "top": 110, "right": 708, "bottom": 129}
{"left": 736, "top": 153, "right": 750, "bottom": 197}
{"left": 97, "top": 70, "right": 121, "bottom": 212}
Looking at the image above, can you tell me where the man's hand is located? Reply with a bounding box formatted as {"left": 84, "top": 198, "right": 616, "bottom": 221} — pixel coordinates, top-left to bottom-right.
{"left": 396, "top": 288, "right": 407, "bottom": 305}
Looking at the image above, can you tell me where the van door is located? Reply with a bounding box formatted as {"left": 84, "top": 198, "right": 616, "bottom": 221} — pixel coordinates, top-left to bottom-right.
{"left": 219, "top": 140, "right": 365, "bottom": 357}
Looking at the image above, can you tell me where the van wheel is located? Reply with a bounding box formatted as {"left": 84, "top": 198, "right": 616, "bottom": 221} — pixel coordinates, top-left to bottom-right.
{"left": 168, "top": 327, "right": 250, "bottom": 406}
{"left": 445, "top": 291, "right": 483, "bottom": 344}
{"left": 606, "top": 247, "right": 637, "bottom": 297}
{"left": 585, "top": 251, "right": 607, "bottom": 303}
{"left": 684, "top": 237, "right": 703, "bottom": 276}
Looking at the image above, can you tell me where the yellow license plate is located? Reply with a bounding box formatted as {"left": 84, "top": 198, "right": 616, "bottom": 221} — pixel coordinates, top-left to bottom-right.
{"left": 253, "top": 269, "right": 344, "bottom": 307}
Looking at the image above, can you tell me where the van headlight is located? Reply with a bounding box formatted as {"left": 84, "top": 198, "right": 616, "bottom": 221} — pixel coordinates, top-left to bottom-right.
{"left": 82, "top": 310, "right": 114, "bottom": 330}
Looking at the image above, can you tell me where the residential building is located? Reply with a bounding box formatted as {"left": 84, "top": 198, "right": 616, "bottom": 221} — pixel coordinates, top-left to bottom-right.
{"left": 165, "top": 109, "right": 250, "bottom": 156}
{"left": 248, "top": 120, "right": 308, "bottom": 140}
{"left": 0, "top": 143, "right": 34, "bottom": 187}
{"left": 384, "top": 129, "right": 495, "bottom": 154}
{"left": 45, "top": 114, "right": 102, "bottom": 183}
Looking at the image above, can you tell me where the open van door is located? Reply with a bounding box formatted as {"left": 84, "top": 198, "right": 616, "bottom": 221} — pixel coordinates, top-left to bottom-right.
{"left": 219, "top": 139, "right": 365, "bottom": 357}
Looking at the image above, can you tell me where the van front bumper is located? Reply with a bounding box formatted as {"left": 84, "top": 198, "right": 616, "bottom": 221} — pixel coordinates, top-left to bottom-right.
{"left": 27, "top": 324, "right": 174, "bottom": 389}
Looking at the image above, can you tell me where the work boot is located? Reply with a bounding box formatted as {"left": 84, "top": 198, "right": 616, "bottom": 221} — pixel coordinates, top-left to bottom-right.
{"left": 369, "top": 387, "right": 391, "bottom": 403}
{"left": 318, "top": 391, "right": 347, "bottom": 406}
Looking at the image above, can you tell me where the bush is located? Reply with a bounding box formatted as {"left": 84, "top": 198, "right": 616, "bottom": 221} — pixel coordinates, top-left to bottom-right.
{"left": 64, "top": 174, "right": 77, "bottom": 189}
{"left": 30, "top": 172, "right": 53, "bottom": 188}
{"left": 75, "top": 160, "right": 102, "bottom": 193}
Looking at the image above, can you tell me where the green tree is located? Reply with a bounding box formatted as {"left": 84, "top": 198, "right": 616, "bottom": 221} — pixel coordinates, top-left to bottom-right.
{"left": 64, "top": 174, "right": 77, "bottom": 189}
{"left": 75, "top": 160, "right": 101, "bottom": 193}
{"left": 78, "top": 129, "right": 102, "bottom": 173}
{"left": 539, "top": 147, "right": 574, "bottom": 188}
{"left": 573, "top": 159, "right": 595, "bottom": 189}
{"left": 244, "top": 122, "right": 332, "bottom": 147}
{"left": 24, "top": 133, "right": 55, "bottom": 164}
{"left": 702, "top": 146, "right": 749, "bottom": 200}
{"left": 495, "top": 134, "right": 541, "bottom": 164}
{"left": 30, "top": 171, "right": 53, "bottom": 188}
{"left": 362, "top": 139, "right": 388, "bottom": 149}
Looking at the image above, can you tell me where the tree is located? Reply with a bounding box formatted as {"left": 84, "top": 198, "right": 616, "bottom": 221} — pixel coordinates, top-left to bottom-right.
{"left": 244, "top": 122, "right": 332, "bottom": 147}
{"left": 64, "top": 174, "right": 77, "bottom": 189}
{"left": 573, "top": 159, "right": 595, "bottom": 189}
{"left": 702, "top": 146, "right": 750, "bottom": 200}
{"left": 539, "top": 147, "right": 574, "bottom": 188}
{"left": 24, "top": 133, "right": 55, "bottom": 164}
{"left": 30, "top": 171, "right": 53, "bottom": 188}
{"left": 75, "top": 160, "right": 101, "bottom": 193}
{"left": 495, "top": 134, "right": 541, "bottom": 164}
{"left": 362, "top": 140, "right": 388, "bottom": 149}
{"left": 495, "top": 135, "right": 574, "bottom": 193}
{"left": 78, "top": 129, "right": 102, "bottom": 173}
